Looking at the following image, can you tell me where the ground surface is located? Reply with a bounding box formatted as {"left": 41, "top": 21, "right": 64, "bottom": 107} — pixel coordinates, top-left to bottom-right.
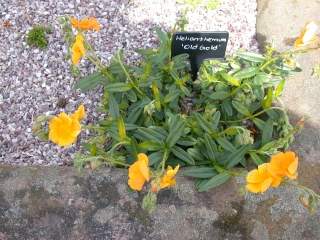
{"left": 0, "top": 0, "right": 258, "bottom": 165}
{"left": 1, "top": 0, "right": 320, "bottom": 239}
{"left": 0, "top": 165, "right": 319, "bottom": 240}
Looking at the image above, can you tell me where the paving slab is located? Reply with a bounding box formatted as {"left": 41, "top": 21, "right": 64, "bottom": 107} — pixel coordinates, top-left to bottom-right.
{"left": 257, "top": 0, "right": 320, "bottom": 163}
{"left": 0, "top": 165, "right": 319, "bottom": 240}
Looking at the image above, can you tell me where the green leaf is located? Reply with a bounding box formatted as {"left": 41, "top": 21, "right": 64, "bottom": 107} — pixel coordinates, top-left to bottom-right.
{"left": 216, "top": 137, "right": 236, "bottom": 152}
{"left": 194, "top": 113, "right": 214, "bottom": 133}
{"left": 252, "top": 118, "right": 265, "bottom": 130}
{"left": 232, "top": 101, "right": 251, "bottom": 116}
{"left": 135, "top": 127, "right": 166, "bottom": 143}
{"left": 209, "top": 91, "right": 229, "bottom": 100}
{"left": 171, "top": 146, "right": 195, "bottom": 165}
{"left": 220, "top": 71, "right": 240, "bottom": 86}
{"left": 275, "top": 79, "right": 285, "bottom": 97}
{"left": 166, "top": 117, "right": 186, "bottom": 147}
{"left": 108, "top": 94, "right": 120, "bottom": 118}
{"left": 105, "top": 82, "right": 132, "bottom": 92}
{"left": 149, "top": 151, "right": 163, "bottom": 166}
{"left": 74, "top": 72, "right": 105, "bottom": 91}
{"left": 261, "top": 119, "right": 273, "bottom": 145}
{"left": 262, "top": 88, "right": 273, "bottom": 109}
{"left": 182, "top": 167, "right": 217, "bottom": 178}
{"left": 221, "top": 100, "right": 233, "bottom": 116}
{"left": 211, "top": 111, "right": 221, "bottom": 129}
{"left": 117, "top": 116, "right": 126, "bottom": 140}
{"left": 155, "top": 28, "right": 169, "bottom": 45}
{"left": 226, "top": 145, "right": 251, "bottom": 168}
{"left": 197, "top": 172, "right": 231, "bottom": 192}
{"left": 138, "top": 141, "right": 163, "bottom": 151}
{"left": 204, "top": 134, "right": 217, "bottom": 160}
{"left": 187, "top": 147, "right": 205, "bottom": 161}
{"left": 236, "top": 51, "right": 266, "bottom": 63}
{"left": 249, "top": 152, "right": 264, "bottom": 166}
{"left": 164, "top": 91, "right": 180, "bottom": 103}
{"left": 233, "top": 67, "right": 259, "bottom": 80}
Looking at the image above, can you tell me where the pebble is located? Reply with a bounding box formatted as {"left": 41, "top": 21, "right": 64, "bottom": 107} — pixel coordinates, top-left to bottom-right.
{"left": 0, "top": 0, "right": 258, "bottom": 165}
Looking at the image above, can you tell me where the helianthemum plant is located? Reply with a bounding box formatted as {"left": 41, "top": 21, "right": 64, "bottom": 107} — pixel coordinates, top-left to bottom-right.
{"left": 35, "top": 16, "right": 320, "bottom": 213}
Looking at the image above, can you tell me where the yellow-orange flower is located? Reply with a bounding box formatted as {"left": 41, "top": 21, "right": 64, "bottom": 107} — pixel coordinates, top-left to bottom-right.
{"left": 128, "top": 153, "right": 150, "bottom": 191}
{"left": 71, "top": 34, "right": 86, "bottom": 65}
{"left": 267, "top": 151, "right": 298, "bottom": 180}
{"left": 246, "top": 163, "right": 277, "bottom": 193}
{"left": 71, "top": 17, "right": 101, "bottom": 31}
{"left": 294, "top": 21, "right": 318, "bottom": 47}
{"left": 160, "top": 165, "right": 179, "bottom": 189}
{"left": 49, "top": 112, "right": 81, "bottom": 147}
{"left": 71, "top": 104, "right": 86, "bottom": 121}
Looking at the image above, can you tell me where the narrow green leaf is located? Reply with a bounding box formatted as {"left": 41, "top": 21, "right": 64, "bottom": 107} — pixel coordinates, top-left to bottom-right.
{"left": 275, "top": 79, "right": 285, "bottom": 97}
{"left": 252, "top": 118, "right": 265, "bottom": 131}
{"left": 197, "top": 172, "right": 231, "bottom": 192}
{"left": 262, "top": 88, "right": 273, "bottom": 109}
{"left": 74, "top": 72, "right": 105, "bottom": 91}
{"left": 166, "top": 117, "right": 186, "bottom": 147}
{"left": 182, "top": 167, "right": 217, "bottom": 179}
{"left": 105, "top": 82, "right": 132, "bottom": 92}
{"left": 220, "top": 71, "right": 240, "bottom": 86}
{"left": 149, "top": 151, "right": 163, "bottom": 166}
{"left": 222, "top": 100, "right": 233, "bottom": 116}
{"left": 209, "top": 91, "right": 229, "bottom": 100}
{"left": 187, "top": 147, "right": 205, "bottom": 161}
{"left": 232, "top": 101, "right": 251, "bottom": 116}
{"left": 261, "top": 119, "right": 273, "bottom": 145}
{"left": 236, "top": 51, "right": 266, "bottom": 63}
{"left": 135, "top": 127, "right": 166, "bottom": 143}
{"left": 216, "top": 137, "right": 236, "bottom": 152}
{"left": 233, "top": 67, "right": 258, "bottom": 79}
{"left": 211, "top": 111, "right": 221, "bottom": 129}
{"left": 164, "top": 91, "right": 180, "bottom": 103}
{"left": 138, "top": 141, "right": 163, "bottom": 151}
{"left": 226, "top": 145, "right": 251, "bottom": 168}
{"left": 171, "top": 146, "right": 195, "bottom": 165}
{"left": 194, "top": 113, "right": 214, "bottom": 133}
{"left": 117, "top": 116, "right": 126, "bottom": 140}
{"left": 108, "top": 94, "right": 120, "bottom": 118}
{"left": 249, "top": 152, "right": 264, "bottom": 166}
{"left": 204, "top": 134, "right": 217, "bottom": 160}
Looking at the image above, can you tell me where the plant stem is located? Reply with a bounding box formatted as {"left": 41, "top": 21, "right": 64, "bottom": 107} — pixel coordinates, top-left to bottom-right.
{"left": 285, "top": 180, "right": 320, "bottom": 198}
{"left": 221, "top": 106, "right": 285, "bottom": 123}
{"left": 161, "top": 150, "right": 169, "bottom": 172}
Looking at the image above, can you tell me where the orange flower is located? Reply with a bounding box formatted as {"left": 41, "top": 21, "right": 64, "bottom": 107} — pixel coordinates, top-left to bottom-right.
{"left": 160, "top": 165, "right": 179, "bottom": 189}
{"left": 246, "top": 163, "right": 277, "bottom": 193}
{"left": 70, "top": 17, "right": 100, "bottom": 31}
{"left": 71, "top": 34, "right": 86, "bottom": 65}
{"left": 71, "top": 104, "right": 86, "bottom": 121}
{"left": 128, "top": 153, "right": 150, "bottom": 191}
{"left": 267, "top": 151, "right": 298, "bottom": 180}
{"left": 294, "top": 21, "right": 318, "bottom": 47}
{"left": 48, "top": 105, "right": 86, "bottom": 147}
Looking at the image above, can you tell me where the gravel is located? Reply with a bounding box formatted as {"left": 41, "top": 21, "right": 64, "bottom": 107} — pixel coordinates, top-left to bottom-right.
{"left": 0, "top": 0, "right": 258, "bottom": 165}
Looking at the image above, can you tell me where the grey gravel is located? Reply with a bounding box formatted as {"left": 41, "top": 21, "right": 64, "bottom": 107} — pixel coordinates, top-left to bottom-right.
{"left": 0, "top": 0, "right": 258, "bottom": 165}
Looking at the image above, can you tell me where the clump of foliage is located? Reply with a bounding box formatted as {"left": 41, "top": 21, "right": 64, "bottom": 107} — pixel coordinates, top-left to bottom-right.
{"left": 72, "top": 29, "right": 300, "bottom": 192}
{"left": 26, "top": 25, "right": 52, "bottom": 48}
{"left": 177, "top": 0, "right": 220, "bottom": 10}
{"left": 34, "top": 17, "right": 320, "bottom": 213}
{"left": 175, "top": 0, "right": 220, "bottom": 31}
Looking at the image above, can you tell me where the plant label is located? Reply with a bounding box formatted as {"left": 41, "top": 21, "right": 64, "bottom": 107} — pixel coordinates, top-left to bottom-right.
{"left": 172, "top": 31, "right": 229, "bottom": 79}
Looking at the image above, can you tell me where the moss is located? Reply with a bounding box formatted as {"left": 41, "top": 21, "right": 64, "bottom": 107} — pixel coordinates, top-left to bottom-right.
{"left": 26, "top": 25, "right": 52, "bottom": 49}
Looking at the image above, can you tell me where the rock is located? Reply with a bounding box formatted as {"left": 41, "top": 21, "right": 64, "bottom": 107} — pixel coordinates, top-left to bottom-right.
{"left": 0, "top": 165, "right": 319, "bottom": 239}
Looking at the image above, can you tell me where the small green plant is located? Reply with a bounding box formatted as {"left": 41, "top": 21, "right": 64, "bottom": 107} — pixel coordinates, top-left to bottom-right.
{"left": 26, "top": 25, "right": 51, "bottom": 48}
{"left": 175, "top": 0, "right": 220, "bottom": 31}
